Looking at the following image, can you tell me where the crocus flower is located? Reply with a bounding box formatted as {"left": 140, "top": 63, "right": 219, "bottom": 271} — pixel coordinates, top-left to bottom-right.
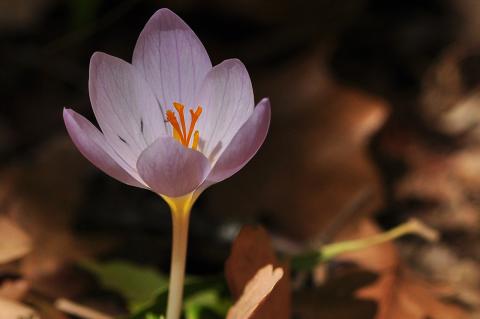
{"left": 63, "top": 9, "right": 270, "bottom": 200}
{"left": 63, "top": 8, "right": 270, "bottom": 319}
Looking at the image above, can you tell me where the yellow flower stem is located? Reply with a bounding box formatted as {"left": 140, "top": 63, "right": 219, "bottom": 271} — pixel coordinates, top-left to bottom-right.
{"left": 164, "top": 194, "right": 194, "bottom": 319}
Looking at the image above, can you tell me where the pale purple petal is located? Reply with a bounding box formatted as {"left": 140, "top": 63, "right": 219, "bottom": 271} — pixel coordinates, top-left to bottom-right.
{"left": 196, "top": 59, "right": 254, "bottom": 161}
{"left": 133, "top": 8, "right": 212, "bottom": 114}
{"left": 89, "top": 52, "right": 166, "bottom": 168}
{"left": 63, "top": 108, "right": 146, "bottom": 188}
{"left": 204, "top": 98, "right": 270, "bottom": 185}
{"left": 136, "top": 137, "right": 211, "bottom": 197}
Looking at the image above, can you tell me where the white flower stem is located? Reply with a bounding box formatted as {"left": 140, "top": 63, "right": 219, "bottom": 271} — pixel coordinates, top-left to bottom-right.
{"left": 165, "top": 195, "right": 193, "bottom": 319}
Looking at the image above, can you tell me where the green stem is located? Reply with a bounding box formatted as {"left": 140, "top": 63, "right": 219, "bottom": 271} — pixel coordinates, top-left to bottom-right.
{"left": 164, "top": 195, "right": 194, "bottom": 319}
{"left": 291, "top": 218, "right": 438, "bottom": 270}
{"left": 321, "top": 218, "right": 438, "bottom": 261}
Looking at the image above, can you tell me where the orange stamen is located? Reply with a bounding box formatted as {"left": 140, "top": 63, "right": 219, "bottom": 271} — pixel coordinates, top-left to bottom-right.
{"left": 166, "top": 110, "right": 186, "bottom": 145}
{"left": 172, "top": 127, "right": 183, "bottom": 143}
{"left": 192, "top": 131, "right": 200, "bottom": 150}
{"left": 166, "top": 104, "right": 203, "bottom": 149}
{"left": 186, "top": 106, "right": 202, "bottom": 145}
{"left": 173, "top": 102, "right": 187, "bottom": 142}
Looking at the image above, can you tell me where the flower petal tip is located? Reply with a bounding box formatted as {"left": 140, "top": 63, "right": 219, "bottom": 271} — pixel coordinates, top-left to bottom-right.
{"left": 204, "top": 97, "right": 271, "bottom": 185}
{"left": 151, "top": 8, "right": 178, "bottom": 18}
{"left": 62, "top": 108, "right": 75, "bottom": 122}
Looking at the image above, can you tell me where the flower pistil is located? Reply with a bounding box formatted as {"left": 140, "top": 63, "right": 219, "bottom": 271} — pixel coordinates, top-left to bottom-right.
{"left": 166, "top": 102, "right": 202, "bottom": 150}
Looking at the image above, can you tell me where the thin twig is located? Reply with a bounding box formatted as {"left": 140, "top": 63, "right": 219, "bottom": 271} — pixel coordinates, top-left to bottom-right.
{"left": 55, "top": 298, "right": 113, "bottom": 319}
{"left": 316, "top": 187, "right": 374, "bottom": 245}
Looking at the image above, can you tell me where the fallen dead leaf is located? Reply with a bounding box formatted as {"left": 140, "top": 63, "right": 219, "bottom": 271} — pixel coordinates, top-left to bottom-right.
{"left": 393, "top": 139, "right": 480, "bottom": 232}
{"left": 334, "top": 219, "right": 469, "bottom": 319}
{"left": 0, "top": 215, "right": 31, "bottom": 264}
{"left": 0, "top": 296, "right": 39, "bottom": 319}
{"left": 225, "top": 225, "right": 291, "bottom": 319}
{"left": 227, "top": 264, "right": 283, "bottom": 319}
{"left": 419, "top": 45, "right": 480, "bottom": 141}
{"left": 402, "top": 242, "right": 480, "bottom": 309}
{"left": 0, "top": 279, "right": 29, "bottom": 301}
{"left": 295, "top": 270, "right": 377, "bottom": 319}
{"left": 0, "top": 137, "right": 99, "bottom": 299}
{"left": 357, "top": 267, "right": 468, "bottom": 319}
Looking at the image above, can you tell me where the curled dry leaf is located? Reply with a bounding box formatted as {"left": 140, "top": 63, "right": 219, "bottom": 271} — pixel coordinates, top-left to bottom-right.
{"left": 225, "top": 225, "right": 291, "bottom": 319}
{"left": 227, "top": 264, "right": 284, "bottom": 319}
{"left": 0, "top": 297, "right": 39, "bottom": 319}
{"left": 0, "top": 216, "right": 31, "bottom": 264}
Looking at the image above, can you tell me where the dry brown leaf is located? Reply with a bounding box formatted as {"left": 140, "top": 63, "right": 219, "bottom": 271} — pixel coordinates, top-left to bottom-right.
{"left": 225, "top": 225, "right": 291, "bottom": 319}
{"left": 419, "top": 45, "right": 480, "bottom": 140}
{"left": 0, "top": 279, "right": 29, "bottom": 301}
{"left": 376, "top": 99, "right": 480, "bottom": 314}
{"left": 402, "top": 243, "right": 480, "bottom": 308}
{"left": 0, "top": 137, "right": 98, "bottom": 298}
{"left": 0, "top": 296, "right": 39, "bottom": 319}
{"left": 357, "top": 268, "right": 467, "bottom": 319}
{"left": 393, "top": 140, "right": 480, "bottom": 232}
{"left": 379, "top": 111, "right": 480, "bottom": 233}
{"left": 227, "top": 265, "right": 284, "bottom": 319}
{"left": 295, "top": 270, "right": 377, "bottom": 319}
{"left": 0, "top": 216, "right": 31, "bottom": 264}
{"left": 334, "top": 219, "right": 468, "bottom": 319}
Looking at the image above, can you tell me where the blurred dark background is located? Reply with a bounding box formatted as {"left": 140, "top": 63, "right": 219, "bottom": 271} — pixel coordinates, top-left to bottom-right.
{"left": 2, "top": 0, "right": 480, "bottom": 316}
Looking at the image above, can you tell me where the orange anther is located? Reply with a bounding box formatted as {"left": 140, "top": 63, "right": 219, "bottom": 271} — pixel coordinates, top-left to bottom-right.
{"left": 166, "top": 110, "right": 186, "bottom": 145}
{"left": 173, "top": 102, "right": 187, "bottom": 142}
{"left": 186, "top": 106, "right": 202, "bottom": 146}
{"left": 166, "top": 104, "right": 202, "bottom": 149}
{"left": 192, "top": 131, "right": 200, "bottom": 150}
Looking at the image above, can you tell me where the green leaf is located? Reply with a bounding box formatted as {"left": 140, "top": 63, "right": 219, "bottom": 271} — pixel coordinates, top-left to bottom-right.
{"left": 184, "top": 288, "right": 231, "bottom": 319}
{"left": 130, "top": 276, "right": 229, "bottom": 319}
{"left": 81, "top": 259, "right": 231, "bottom": 319}
{"left": 81, "top": 260, "right": 168, "bottom": 312}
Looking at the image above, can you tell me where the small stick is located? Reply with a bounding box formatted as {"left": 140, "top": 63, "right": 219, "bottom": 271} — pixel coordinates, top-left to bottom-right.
{"left": 316, "top": 187, "right": 374, "bottom": 244}
{"left": 54, "top": 298, "right": 113, "bottom": 319}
